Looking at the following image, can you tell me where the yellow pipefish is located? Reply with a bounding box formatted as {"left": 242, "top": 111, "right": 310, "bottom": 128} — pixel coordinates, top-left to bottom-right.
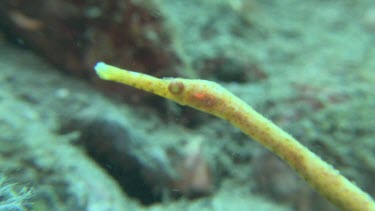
{"left": 94, "top": 62, "right": 375, "bottom": 211}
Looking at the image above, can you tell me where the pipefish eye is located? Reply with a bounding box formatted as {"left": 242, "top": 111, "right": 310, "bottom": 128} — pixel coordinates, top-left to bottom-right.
{"left": 168, "top": 81, "right": 184, "bottom": 94}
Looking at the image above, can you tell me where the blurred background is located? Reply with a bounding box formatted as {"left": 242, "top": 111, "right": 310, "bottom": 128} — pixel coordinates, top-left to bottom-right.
{"left": 0, "top": 0, "right": 375, "bottom": 210}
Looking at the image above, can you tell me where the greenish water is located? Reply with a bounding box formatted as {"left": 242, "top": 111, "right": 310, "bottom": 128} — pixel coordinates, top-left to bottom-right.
{"left": 0, "top": 0, "right": 374, "bottom": 210}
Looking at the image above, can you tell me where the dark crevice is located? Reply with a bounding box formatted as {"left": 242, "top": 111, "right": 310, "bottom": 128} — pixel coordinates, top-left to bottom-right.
{"left": 59, "top": 117, "right": 162, "bottom": 205}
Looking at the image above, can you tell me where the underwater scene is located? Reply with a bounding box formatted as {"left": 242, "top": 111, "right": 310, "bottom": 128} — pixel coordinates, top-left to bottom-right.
{"left": 0, "top": 0, "right": 375, "bottom": 210}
